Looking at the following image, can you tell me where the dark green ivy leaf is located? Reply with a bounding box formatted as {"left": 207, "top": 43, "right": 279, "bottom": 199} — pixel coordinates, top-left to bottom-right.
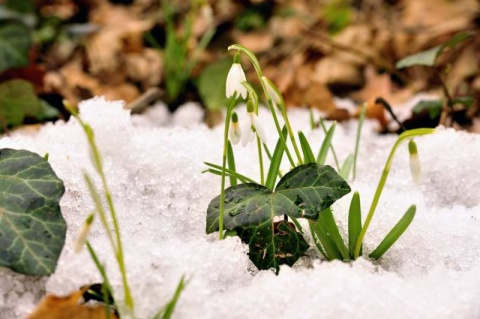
{"left": 0, "top": 19, "right": 31, "bottom": 73}
{"left": 0, "top": 149, "right": 66, "bottom": 275}
{"left": 237, "top": 220, "right": 309, "bottom": 272}
{"left": 206, "top": 164, "right": 351, "bottom": 271}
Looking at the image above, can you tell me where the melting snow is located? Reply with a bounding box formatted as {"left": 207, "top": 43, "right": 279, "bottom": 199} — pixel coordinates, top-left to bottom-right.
{"left": 1, "top": 97, "right": 480, "bottom": 319}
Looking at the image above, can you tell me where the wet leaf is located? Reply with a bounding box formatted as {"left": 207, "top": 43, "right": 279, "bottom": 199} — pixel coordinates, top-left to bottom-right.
{"left": 206, "top": 164, "right": 351, "bottom": 232}
{"left": 206, "top": 164, "right": 350, "bottom": 271}
{"left": 237, "top": 220, "right": 309, "bottom": 272}
{"left": 0, "top": 20, "right": 31, "bottom": 73}
{"left": 0, "top": 149, "right": 66, "bottom": 275}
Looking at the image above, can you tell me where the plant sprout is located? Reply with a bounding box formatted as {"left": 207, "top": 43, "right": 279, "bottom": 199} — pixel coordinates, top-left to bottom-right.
{"left": 205, "top": 45, "right": 436, "bottom": 272}
{"left": 66, "top": 102, "right": 187, "bottom": 319}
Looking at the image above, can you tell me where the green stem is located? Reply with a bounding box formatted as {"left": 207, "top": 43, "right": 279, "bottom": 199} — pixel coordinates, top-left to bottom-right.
{"left": 279, "top": 101, "right": 303, "bottom": 165}
{"left": 256, "top": 136, "right": 265, "bottom": 185}
{"left": 353, "top": 128, "right": 436, "bottom": 259}
{"left": 219, "top": 94, "right": 237, "bottom": 240}
{"left": 228, "top": 44, "right": 296, "bottom": 167}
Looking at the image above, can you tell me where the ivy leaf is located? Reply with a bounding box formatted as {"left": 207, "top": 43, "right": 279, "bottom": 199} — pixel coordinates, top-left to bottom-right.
{"left": 206, "top": 164, "right": 350, "bottom": 271}
{"left": 236, "top": 220, "right": 309, "bottom": 272}
{"left": 0, "top": 19, "right": 31, "bottom": 73}
{"left": 0, "top": 149, "right": 66, "bottom": 276}
{"left": 0, "top": 79, "right": 43, "bottom": 128}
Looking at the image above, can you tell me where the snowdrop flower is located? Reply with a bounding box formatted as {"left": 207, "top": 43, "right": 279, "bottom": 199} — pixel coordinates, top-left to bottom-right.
{"left": 408, "top": 139, "right": 421, "bottom": 183}
{"left": 261, "top": 76, "right": 283, "bottom": 107}
{"left": 241, "top": 101, "right": 267, "bottom": 146}
{"left": 226, "top": 53, "right": 247, "bottom": 99}
{"left": 229, "top": 112, "right": 241, "bottom": 145}
{"left": 74, "top": 213, "right": 94, "bottom": 253}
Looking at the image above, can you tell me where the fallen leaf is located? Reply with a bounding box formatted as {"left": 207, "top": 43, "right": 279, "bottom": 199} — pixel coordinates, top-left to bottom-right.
{"left": 26, "top": 286, "right": 118, "bottom": 319}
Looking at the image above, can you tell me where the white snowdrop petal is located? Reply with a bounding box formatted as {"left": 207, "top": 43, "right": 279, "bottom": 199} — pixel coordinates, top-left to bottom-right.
{"left": 253, "top": 115, "right": 267, "bottom": 144}
{"left": 409, "top": 153, "right": 422, "bottom": 183}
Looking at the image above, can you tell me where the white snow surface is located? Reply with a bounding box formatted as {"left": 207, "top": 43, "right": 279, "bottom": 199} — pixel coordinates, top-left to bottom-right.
{"left": 1, "top": 96, "right": 480, "bottom": 319}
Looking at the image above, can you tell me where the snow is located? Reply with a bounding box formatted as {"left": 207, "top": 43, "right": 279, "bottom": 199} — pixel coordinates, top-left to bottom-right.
{"left": 1, "top": 96, "right": 480, "bottom": 319}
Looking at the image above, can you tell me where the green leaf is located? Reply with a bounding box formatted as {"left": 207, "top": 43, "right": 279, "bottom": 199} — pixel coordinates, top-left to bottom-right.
{"left": 369, "top": 205, "right": 416, "bottom": 260}
{"left": 396, "top": 32, "right": 473, "bottom": 69}
{"left": 265, "top": 127, "right": 287, "bottom": 190}
{"left": 6, "top": 0, "right": 35, "bottom": 13}
{"left": 0, "top": 148, "right": 66, "bottom": 275}
{"left": 452, "top": 96, "right": 473, "bottom": 108}
{"left": 34, "top": 100, "right": 60, "bottom": 121}
{"left": 339, "top": 154, "right": 354, "bottom": 180}
{"left": 318, "top": 208, "right": 350, "bottom": 260}
{"left": 152, "top": 275, "right": 189, "bottom": 319}
{"left": 311, "top": 216, "right": 341, "bottom": 261}
{"left": 412, "top": 100, "right": 443, "bottom": 119}
{"left": 348, "top": 192, "right": 362, "bottom": 258}
{"left": 206, "top": 164, "right": 350, "bottom": 271}
{"left": 0, "top": 79, "right": 42, "bottom": 128}
{"left": 207, "top": 164, "right": 351, "bottom": 233}
{"left": 198, "top": 57, "right": 231, "bottom": 110}
{"left": 298, "top": 131, "right": 315, "bottom": 164}
{"left": 396, "top": 46, "right": 441, "bottom": 68}
{"left": 317, "top": 122, "right": 336, "bottom": 164}
{"left": 0, "top": 20, "right": 31, "bottom": 73}
{"left": 237, "top": 220, "right": 308, "bottom": 272}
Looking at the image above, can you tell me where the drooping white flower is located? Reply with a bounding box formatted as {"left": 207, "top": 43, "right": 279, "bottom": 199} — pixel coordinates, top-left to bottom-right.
{"left": 241, "top": 101, "right": 267, "bottom": 146}
{"left": 261, "top": 76, "right": 283, "bottom": 107}
{"left": 226, "top": 53, "right": 247, "bottom": 99}
{"left": 74, "top": 213, "right": 94, "bottom": 253}
{"left": 408, "top": 139, "right": 421, "bottom": 183}
{"left": 229, "top": 112, "right": 241, "bottom": 145}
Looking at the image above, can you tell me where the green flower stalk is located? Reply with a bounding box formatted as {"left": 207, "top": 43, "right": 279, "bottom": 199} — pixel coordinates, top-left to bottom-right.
{"left": 353, "top": 128, "right": 435, "bottom": 259}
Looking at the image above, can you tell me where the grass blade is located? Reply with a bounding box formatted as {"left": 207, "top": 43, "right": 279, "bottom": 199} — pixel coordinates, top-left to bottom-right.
{"left": 321, "top": 208, "right": 350, "bottom": 261}
{"left": 319, "top": 119, "right": 340, "bottom": 169}
{"left": 308, "top": 107, "right": 316, "bottom": 130}
{"left": 151, "top": 275, "right": 189, "bottom": 319}
{"left": 317, "top": 122, "right": 336, "bottom": 165}
{"left": 298, "top": 131, "right": 316, "bottom": 164}
{"left": 203, "top": 162, "right": 256, "bottom": 184}
{"left": 369, "top": 205, "right": 416, "bottom": 260}
{"left": 309, "top": 221, "right": 328, "bottom": 259}
{"left": 340, "top": 154, "right": 354, "bottom": 180}
{"left": 265, "top": 127, "right": 288, "bottom": 190}
{"left": 311, "top": 216, "right": 342, "bottom": 261}
{"left": 353, "top": 103, "right": 367, "bottom": 180}
{"left": 348, "top": 192, "right": 362, "bottom": 258}
{"left": 226, "top": 141, "right": 237, "bottom": 186}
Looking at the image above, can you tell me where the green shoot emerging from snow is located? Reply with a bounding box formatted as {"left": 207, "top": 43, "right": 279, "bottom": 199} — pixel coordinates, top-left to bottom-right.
{"left": 205, "top": 45, "right": 437, "bottom": 273}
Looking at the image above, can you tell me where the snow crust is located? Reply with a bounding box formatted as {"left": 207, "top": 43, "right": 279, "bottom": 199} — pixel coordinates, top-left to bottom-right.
{"left": 1, "top": 96, "right": 480, "bottom": 319}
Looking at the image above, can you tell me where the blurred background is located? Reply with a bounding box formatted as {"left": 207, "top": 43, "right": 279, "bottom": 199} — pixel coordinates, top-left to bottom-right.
{"left": 0, "top": 0, "right": 479, "bottom": 131}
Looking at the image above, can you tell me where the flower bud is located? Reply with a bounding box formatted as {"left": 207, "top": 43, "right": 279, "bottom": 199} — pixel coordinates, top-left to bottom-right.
{"left": 74, "top": 213, "right": 95, "bottom": 253}
{"left": 408, "top": 139, "right": 421, "bottom": 184}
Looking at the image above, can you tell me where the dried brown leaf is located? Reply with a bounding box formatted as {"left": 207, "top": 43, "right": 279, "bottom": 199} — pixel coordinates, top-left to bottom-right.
{"left": 26, "top": 287, "right": 118, "bottom": 319}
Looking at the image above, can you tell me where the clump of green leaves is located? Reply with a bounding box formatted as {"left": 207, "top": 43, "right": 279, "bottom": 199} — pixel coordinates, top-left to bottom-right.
{"left": 146, "top": 1, "right": 215, "bottom": 108}
{"left": 396, "top": 32, "right": 475, "bottom": 127}
{"left": 205, "top": 45, "right": 436, "bottom": 273}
